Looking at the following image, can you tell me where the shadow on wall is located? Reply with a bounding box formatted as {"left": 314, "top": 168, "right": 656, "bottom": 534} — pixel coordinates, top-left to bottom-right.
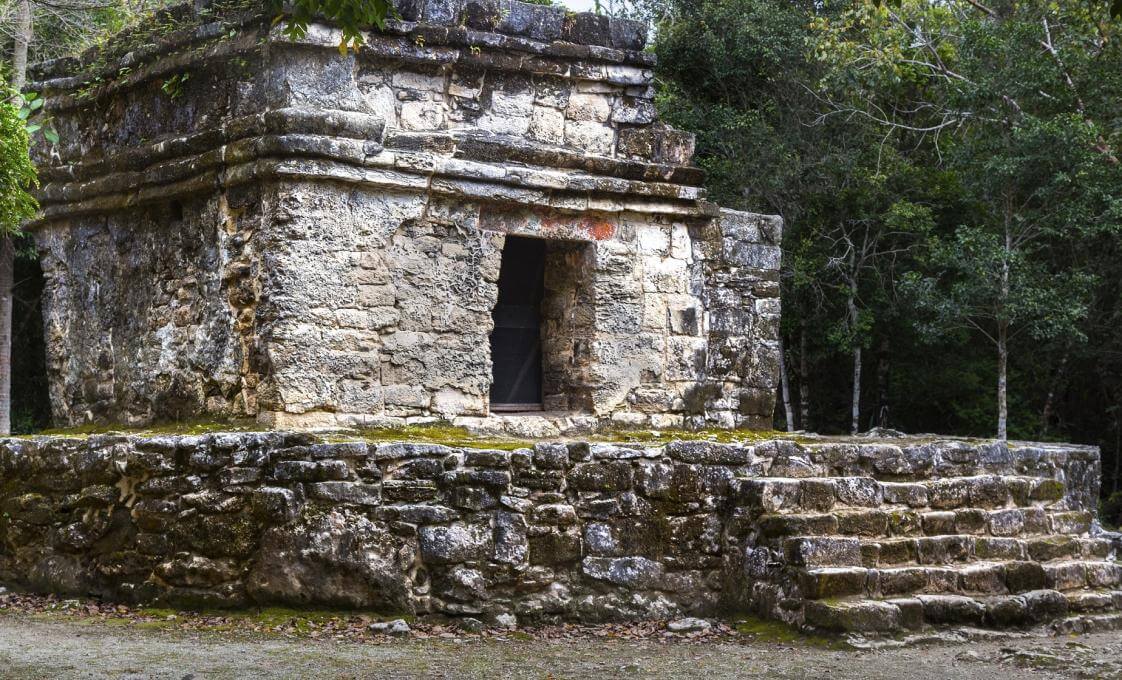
{"left": 11, "top": 237, "right": 50, "bottom": 433}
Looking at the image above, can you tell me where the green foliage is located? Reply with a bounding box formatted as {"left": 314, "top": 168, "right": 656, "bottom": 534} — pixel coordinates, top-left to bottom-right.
{"left": 161, "top": 72, "right": 190, "bottom": 99}
{"left": 0, "top": 89, "right": 38, "bottom": 238}
{"left": 654, "top": 0, "right": 1122, "bottom": 475}
{"left": 270, "top": 0, "right": 396, "bottom": 52}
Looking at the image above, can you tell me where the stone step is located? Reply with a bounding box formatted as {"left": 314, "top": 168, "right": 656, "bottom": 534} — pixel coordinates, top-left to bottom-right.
{"left": 756, "top": 507, "right": 1095, "bottom": 541}
{"left": 736, "top": 475, "right": 1067, "bottom": 514}
{"left": 802, "top": 588, "right": 1122, "bottom": 633}
{"left": 796, "top": 560, "right": 1122, "bottom": 600}
{"left": 781, "top": 534, "right": 1114, "bottom": 568}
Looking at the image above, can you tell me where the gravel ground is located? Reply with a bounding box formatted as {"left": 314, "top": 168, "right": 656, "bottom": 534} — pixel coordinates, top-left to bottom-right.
{"left": 1, "top": 611, "right": 1120, "bottom": 680}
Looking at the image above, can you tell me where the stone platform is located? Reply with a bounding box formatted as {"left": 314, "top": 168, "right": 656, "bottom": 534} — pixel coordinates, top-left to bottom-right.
{"left": 0, "top": 432, "right": 1118, "bottom": 635}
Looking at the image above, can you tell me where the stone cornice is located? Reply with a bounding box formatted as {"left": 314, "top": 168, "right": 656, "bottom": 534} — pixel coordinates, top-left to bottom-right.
{"left": 30, "top": 108, "right": 709, "bottom": 225}
{"left": 29, "top": 1, "right": 653, "bottom": 108}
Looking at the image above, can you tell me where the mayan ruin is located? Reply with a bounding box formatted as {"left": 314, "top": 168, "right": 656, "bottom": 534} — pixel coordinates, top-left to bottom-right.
{"left": 1, "top": 0, "right": 1121, "bottom": 676}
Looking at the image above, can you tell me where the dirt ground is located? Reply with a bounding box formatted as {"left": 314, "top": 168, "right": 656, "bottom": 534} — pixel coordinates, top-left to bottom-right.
{"left": 0, "top": 609, "right": 1120, "bottom": 680}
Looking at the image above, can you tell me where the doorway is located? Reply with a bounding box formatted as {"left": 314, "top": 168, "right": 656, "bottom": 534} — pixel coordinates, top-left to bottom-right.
{"left": 490, "top": 236, "right": 545, "bottom": 411}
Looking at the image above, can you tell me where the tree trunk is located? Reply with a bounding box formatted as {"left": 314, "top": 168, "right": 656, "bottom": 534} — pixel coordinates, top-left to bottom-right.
{"left": 996, "top": 202, "right": 1012, "bottom": 442}
{"left": 846, "top": 270, "right": 861, "bottom": 436}
{"left": 0, "top": 236, "right": 12, "bottom": 435}
{"left": 1114, "top": 419, "right": 1120, "bottom": 495}
{"left": 851, "top": 345, "right": 862, "bottom": 435}
{"left": 798, "top": 324, "right": 810, "bottom": 431}
{"left": 1041, "top": 352, "right": 1068, "bottom": 436}
{"left": 997, "top": 322, "right": 1008, "bottom": 441}
{"left": 12, "top": 0, "right": 32, "bottom": 91}
{"left": 778, "top": 335, "right": 795, "bottom": 432}
{"left": 875, "top": 336, "right": 890, "bottom": 429}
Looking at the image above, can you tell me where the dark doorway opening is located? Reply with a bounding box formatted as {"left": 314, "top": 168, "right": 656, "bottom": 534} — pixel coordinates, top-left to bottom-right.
{"left": 490, "top": 236, "right": 545, "bottom": 411}
{"left": 11, "top": 237, "right": 51, "bottom": 433}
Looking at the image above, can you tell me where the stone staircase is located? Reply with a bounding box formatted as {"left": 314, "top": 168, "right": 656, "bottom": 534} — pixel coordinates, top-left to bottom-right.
{"left": 734, "top": 464, "right": 1122, "bottom": 634}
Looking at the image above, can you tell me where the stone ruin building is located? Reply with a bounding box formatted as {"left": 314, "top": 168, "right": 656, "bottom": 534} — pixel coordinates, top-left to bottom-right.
{"left": 26, "top": 0, "right": 781, "bottom": 435}
{"left": 2, "top": 0, "right": 1119, "bottom": 636}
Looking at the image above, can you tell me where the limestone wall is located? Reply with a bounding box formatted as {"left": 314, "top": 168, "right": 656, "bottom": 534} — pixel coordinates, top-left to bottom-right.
{"left": 0, "top": 433, "right": 1107, "bottom": 626}
{"left": 26, "top": 0, "right": 782, "bottom": 431}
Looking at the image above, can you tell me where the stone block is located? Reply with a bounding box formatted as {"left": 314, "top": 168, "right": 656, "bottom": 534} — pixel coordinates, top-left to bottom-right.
{"left": 273, "top": 460, "right": 351, "bottom": 483}
{"left": 881, "top": 482, "right": 928, "bottom": 507}
{"left": 798, "top": 567, "right": 869, "bottom": 599}
{"left": 836, "top": 510, "right": 889, "bottom": 537}
{"left": 1044, "top": 562, "right": 1087, "bottom": 591}
{"left": 784, "top": 537, "right": 862, "bottom": 568}
{"left": 799, "top": 480, "right": 836, "bottom": 512}
{"left": 1005, "top": 561, "right": 1049, "bottom": 593}
{"left": 959, "top": 563, "right": 1007, "bottom": 594}
{"left": 927, "top": 479, "right": 969, "bottom": 509}
{"left": 834, "top": 478, "right": 882, "bottom": 507}
{"left": 529, "top": 528, "right": 583, "bottom": 565}
{"left": 876, "top": 539, "right": 918, "bottom": 565}
{"left": 581, "top": 556, "right": 664, "bottom": 589}
{"left": 887, "top": 510, "right": 922, "bottom": 537}
{"left": 876, "top": 567, "right": 928, "bottom": 596}
{"left": 418, "top": 523, "right": 492, "bottom": 564}
{"left": 954, "top": 508, "right": 988, "bottom": 534}
{"left": 921, "top": 511, "right": 956, "bottom": 535}
{"left": 1050, "top": 511, "right": 1092, "bottom": 535}
{"left": 804, "top": 600, "right": 901, "bottom": 633}
{"left": 569, "top": 462, "right": 633, "bottom": 491}
{"left": 759, "top": 514, "right": 838, "bottom": 538}
{"left": 988, "top": 509, "right": 1025, "bottom": 537}
{"left": 307, "top": 482, "right": 381, "bottom": 506}
{"left": 531, "top": 443, "right": 569, "bottom": 470}
{"left": 1085, "top": 561, "right": 1122, "bottom": 588}
{"left": 738, "top": 479, "right": 800, "bottom": 512}
{"left": 917, "top": 594, "right": 985, "bottom": 625}
{"left": 1026, "top": 535, "right": 1077, "bottom": 561}
{"left": 967, "top": 475, "right": 1010, "bottom": 509}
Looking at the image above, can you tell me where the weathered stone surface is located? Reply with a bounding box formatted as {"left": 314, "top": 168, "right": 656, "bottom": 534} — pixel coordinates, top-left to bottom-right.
{"left": 25, "top": 0, "right": 781, "bottom": 434}
{"left": 246, "top": 511, "right": 412, "bottom": 610}
{"left": 0, "top": 432, "right": 1112, "bottom": 632}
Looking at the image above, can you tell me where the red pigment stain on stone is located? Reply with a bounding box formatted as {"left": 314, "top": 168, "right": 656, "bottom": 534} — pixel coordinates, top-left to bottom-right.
{"left": 587, "top": 219, "right": 615, "bottom": 240}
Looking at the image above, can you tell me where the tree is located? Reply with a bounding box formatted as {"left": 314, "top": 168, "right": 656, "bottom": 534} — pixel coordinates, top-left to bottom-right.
{"left": 653, "top": 0, "right": 939, "bottom": 434}
{"left": 815, "top": 0, "right": 1122, "bottom": 439}
{"left": 0, "top": 88, "right": 38, "bottom": 435}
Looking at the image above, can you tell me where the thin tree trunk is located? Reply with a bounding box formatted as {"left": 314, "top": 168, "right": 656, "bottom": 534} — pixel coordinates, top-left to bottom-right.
{"left": 851, "top": 345, "right": 862, "bottom": 435}
{"left": 798, "top": 324, "right": 810, "bottom": 431}
{"left": 0, "top": 236, "right": 13, "bottom": 435}
{"left": 1113, "top": 418, "right": 1120, "bottom": 495}
{"left": 846, "top": 269, "right": 861, "bottom": 436}
{"left": 1041, "top": 352, "right": 1068, "bottom": 436}
{"left": 12, "top": 0, "right": 32, "bottom": 91}
{"left": 997, "top": 322, "right": 1008, "bottom": 441}
{"left": 778, "top": 335, "right": 795, "bottom": 432}
{"left": 875, "top": 336, "right": 890, "bottom": 429}
{"left": 997, "top": 201, "right": 1012, "bottom": 442}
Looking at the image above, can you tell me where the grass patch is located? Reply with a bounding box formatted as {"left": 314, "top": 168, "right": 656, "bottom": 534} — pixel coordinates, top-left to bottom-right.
{"left": 340, "top": 423, "right": 535, "bottom": 451}
{"left": 28, "top": 417, "right": 265, "bottom": 439}
{"left": 593, "top": 427, "right": 790, "bottom": 445}
{"left": 730, "top": 615, "right": 846, "bottom": 650}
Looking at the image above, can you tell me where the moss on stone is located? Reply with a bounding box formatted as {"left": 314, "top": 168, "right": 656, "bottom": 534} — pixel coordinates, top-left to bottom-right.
{"left": 730, "top": 615, "right": 845, "bottom": 649}
{"left": 31, "top": 417, "right": 264, "bottom": 439}
{"left": 345, "top": 423, "right": 534, "bottom": 450}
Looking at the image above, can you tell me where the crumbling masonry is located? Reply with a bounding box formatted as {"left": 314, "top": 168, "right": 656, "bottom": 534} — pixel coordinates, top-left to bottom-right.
{"left": 26, "top": 0, "right": 781, "bottom": 433}
{"left": 7, "top": 0, "right": 1121, "bottom": 635}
